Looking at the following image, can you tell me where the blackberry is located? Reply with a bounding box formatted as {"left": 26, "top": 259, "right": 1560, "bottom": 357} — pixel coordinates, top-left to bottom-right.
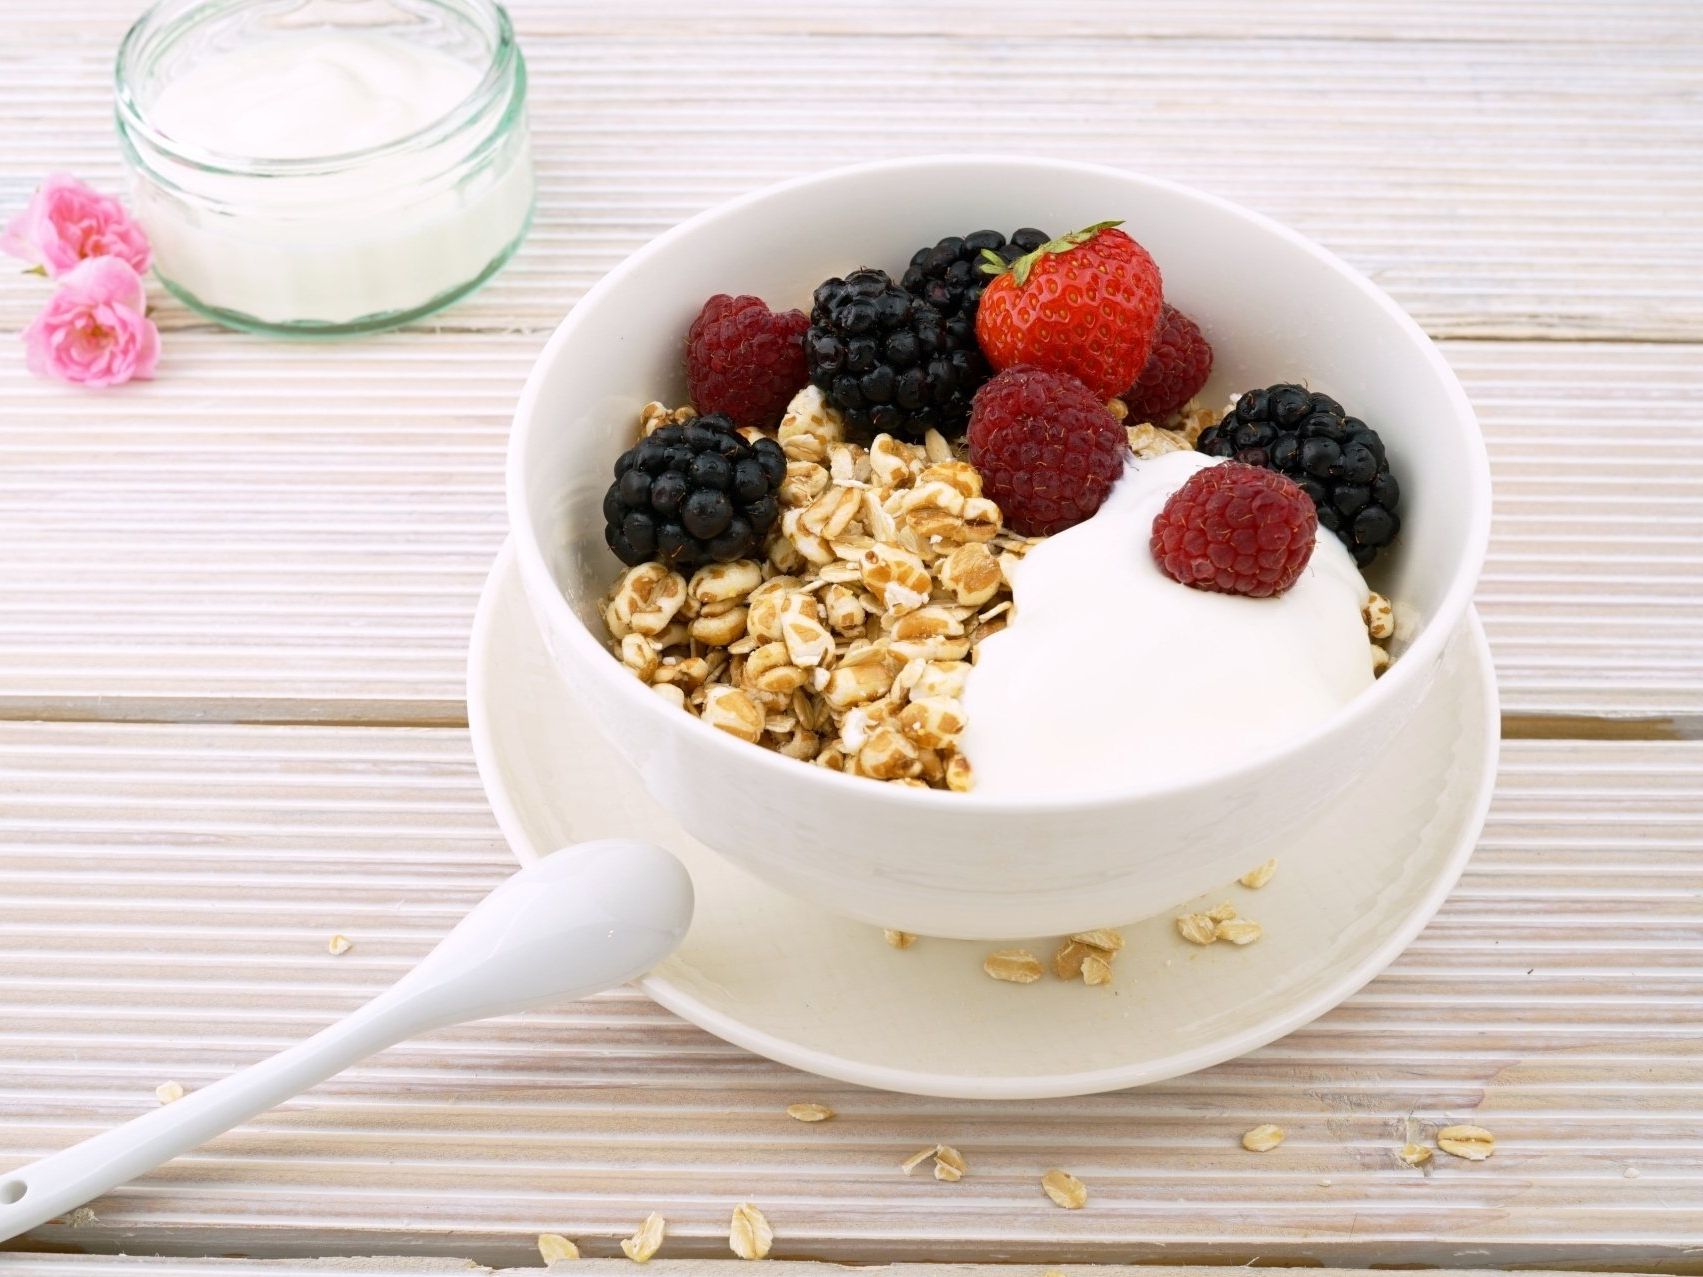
{"left": 602, "top": 413, "right": 785, "bottom": 570}
{"left": 805, "top": 267, "right": 982, "bottom": 440}
{"left": 900, "top": 227, "right": 1050, "bottom": 324}
{"left": 1197, "top": 384, "right": 1401, "bottom": 568}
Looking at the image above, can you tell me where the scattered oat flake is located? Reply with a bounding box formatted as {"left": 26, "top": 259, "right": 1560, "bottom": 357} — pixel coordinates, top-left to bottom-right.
{"left": 1206, "top": 901, "right": 1238, "bottom": 922}
{"left": 620, "top": 1212, "right": 666, "bottom": 1262}
{"left": 328, "top": 933, "right": 354, "bottom": 956}
{"left": 786, "top": 1102, "right": 834, "bottom": 1123}
{"left": 1397, "top": 1142, "right": 1433, "bottom": 1166}
{"left": 1081, "top": 953, "right": 1114, "bottom": 987}
{"left": 1242, "top": 1124, "right": 1286, "bottom": 1152}
{"left": 1070, "top": 928, "right": 1124, "bottom": 953}
{"left": 902, "top": 1144, "right": 941, "bottom": 1174}
{"left": 1176, "top": 913, "right": 1218, "bottom": 945}
{"left": 1624, "top": 1166, "right": 1641, "bottom": 1179}
{"left": 983, "top": 948, "right": 1044, "bottom": 983}
{"left": 155, "top": 1080, "right": 184, "bottom": 1105}
{"left": 66, "top": 1207, "right": 98, "bottom": 1227}
{"left": 1052, "top": 940, "right": 1090, "bottom": 980}
{"left": 1215, "top": 918, "right": 1263, "bottom": 946}
{"left": 1437, "top": 1124, "right": 1496, "bottom": 1160}
{"left": 1238, "top": 859, "right": 1278, "bottom": 889}
{"left": 1042, "top": 1168, "right": 1087, "bottom": 1210}
{"left": 538, "top": 1234, "right": 580, "bottom": 1263}
{"left": 884, "top": 929, "right": 917, "bottom": 949}
{"left": 729, "top": 1202, "right": 773, "bottom": 1260}
{"left": 933, "top": 1145, "right": 968, "bottom": 1182}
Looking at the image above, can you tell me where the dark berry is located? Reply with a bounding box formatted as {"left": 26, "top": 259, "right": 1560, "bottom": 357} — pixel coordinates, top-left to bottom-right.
{"left": 1269, "top": 384, "right": 1312, "bottom": 427}
{"left": 1213, "top": 383, "right": 1403, "bottom": 566}
{"left": 899, "top": 227, "right": 1051, "bottom": 326}
{"left": 650, "top": 470, "right": 688, "bottom": 516}
{"left": 601, "top": 412, "right": 783, "bottom": 569}
{"left": 753, "top": 437, "right": 785, "bottom": 485}
{"left": 1300, "top": 436, "right": 1341, "bottom": 478}
{"left": 682, "top": 488, "right": 733, "bottom": 539}
{"left": 807, "top": 267, "right": 984, "bottom": 439}
{"left": 688, "top": 451, "right": 731, "bottom": 491}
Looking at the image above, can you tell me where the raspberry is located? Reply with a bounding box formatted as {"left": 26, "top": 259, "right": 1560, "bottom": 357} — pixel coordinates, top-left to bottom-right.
{"left": 967, "top": 366, "right": 1128, "bottom": 536}
{"left": 1120, "top": 304, "right": 1213, "bottom": 422}
{"left": 1150, "top": 461, "right": 1317, "bottom": 598}
{"left": 685, "top": 294, "right": 809, "bottom": 432}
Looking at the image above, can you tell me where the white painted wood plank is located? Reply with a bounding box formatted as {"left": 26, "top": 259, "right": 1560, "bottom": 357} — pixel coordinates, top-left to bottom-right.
{"left": 2, "top": 339, "right": 1697, "bottom": 725}
{"left": 1, "top": 725, "right": 1698, "bottom": 1266}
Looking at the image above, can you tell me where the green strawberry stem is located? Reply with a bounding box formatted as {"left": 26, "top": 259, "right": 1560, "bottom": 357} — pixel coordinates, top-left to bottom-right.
{"left": 978, "top": 219, "right": 1125, "bottom": 287}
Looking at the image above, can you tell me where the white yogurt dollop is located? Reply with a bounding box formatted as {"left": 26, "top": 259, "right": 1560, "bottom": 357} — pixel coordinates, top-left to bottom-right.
{"left": 150, "top": 35, "right": 481, "bottom": 160}
{"left": 961, "top": 450, "right": 1374, "bottom": 798}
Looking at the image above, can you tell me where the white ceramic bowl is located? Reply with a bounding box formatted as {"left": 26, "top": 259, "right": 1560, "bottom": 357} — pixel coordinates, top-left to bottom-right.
{"left": 507, "top": 156, "right": 1491, "bottom": 940}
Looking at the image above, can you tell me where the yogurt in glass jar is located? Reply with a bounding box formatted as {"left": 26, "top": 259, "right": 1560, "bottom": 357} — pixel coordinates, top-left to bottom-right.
{"left": 116, "top": 0, "right": 534, "bottom": 336}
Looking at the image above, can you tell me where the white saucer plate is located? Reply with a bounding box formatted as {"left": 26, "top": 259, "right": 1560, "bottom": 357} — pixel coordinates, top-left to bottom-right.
{"left": 468, "top": 541, "right": 1499, "bottom": 1099}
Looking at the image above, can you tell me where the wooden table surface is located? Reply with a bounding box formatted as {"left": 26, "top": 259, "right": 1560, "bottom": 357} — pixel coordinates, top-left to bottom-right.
{"left": 2, "top": 0, "right": 1701, "bottom": 1270}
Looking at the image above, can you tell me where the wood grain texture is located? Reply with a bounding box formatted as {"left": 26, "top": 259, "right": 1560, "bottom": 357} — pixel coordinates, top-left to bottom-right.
{"left": 0, "top": 1265, "right": 1678, "bottom": 1277}
{"left": 2, "top": 725, "right": 1700, "bottom": 1266}
{"left": 1, "top": 1, "right": 1701, "bottom": 728}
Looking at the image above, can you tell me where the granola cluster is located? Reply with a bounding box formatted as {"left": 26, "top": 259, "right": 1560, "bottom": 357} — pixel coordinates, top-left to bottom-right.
{"left": 601, "top": 388, "right": 1036, "bottom": 790}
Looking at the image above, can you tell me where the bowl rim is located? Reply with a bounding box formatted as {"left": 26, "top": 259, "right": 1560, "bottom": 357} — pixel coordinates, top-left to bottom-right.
{"left": 507, "top": 153, "right": 1492, "bottom": 815}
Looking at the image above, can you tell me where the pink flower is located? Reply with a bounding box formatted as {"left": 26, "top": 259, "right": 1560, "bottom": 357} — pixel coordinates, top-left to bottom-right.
{"left": 2, "top": 173, "right": 152, "bottom": 277}
{"left": 23, "top": 257, "right": 160, "bottom": 388}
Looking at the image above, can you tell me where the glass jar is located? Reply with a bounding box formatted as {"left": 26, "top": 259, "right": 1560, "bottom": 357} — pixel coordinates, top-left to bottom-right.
{"left": 116, "top": 0, "right": 534, "bottom": 337}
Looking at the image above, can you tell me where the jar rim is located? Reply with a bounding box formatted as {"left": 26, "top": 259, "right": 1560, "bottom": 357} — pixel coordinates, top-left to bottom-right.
{"left": 114, "top": 0, "right": 520, "bottom": 176}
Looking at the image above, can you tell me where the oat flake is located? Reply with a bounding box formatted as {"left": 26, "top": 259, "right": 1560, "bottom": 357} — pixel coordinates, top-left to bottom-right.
{"left": 1238, "top": 859, "right": 1278, "bottom": 889}
{"left": 620, "top": 1212, "right": 666, "bottom": 1262}
{"left": 1242, "top": 1124, "right": 1286, "bottom": 1152}
{"left": 537, "top": 1234, "right": 580, "bottom": 1263}
{"left": 1041, "top": 1168, "right": 1087, "bottom": 1210}
{"left": 729, "top": 1202, "right": 773, "bottom": 1260}
{"left": 1438, "top": 1124, "right": 1496, "bottom": 1160}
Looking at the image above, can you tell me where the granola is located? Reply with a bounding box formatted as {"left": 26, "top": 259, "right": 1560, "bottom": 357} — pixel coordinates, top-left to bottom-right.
{"left": 600, "top": 390, "right": 1016, "bottom": 791}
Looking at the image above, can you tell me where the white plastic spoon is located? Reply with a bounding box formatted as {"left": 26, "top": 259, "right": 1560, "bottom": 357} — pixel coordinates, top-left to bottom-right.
{"left": 0, "top": 838, "right": 693, "bottom": 1242}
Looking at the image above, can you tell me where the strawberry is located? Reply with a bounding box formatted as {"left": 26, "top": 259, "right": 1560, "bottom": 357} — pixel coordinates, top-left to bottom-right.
{"left": 974, "top": 221, "right": 1164, "bottom": 400}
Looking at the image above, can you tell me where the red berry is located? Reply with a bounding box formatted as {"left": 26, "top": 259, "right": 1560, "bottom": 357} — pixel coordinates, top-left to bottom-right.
{"left": 968, "top": 366, "right": 1128, "bottom": 536}
{"left": 975, "top": 222, "right": 1163, "bottom": 400}
{"left": 1121, "top": 304, "right": 1213, "bottom": 421}
{"left": 1150, "top": 462, "right": 1317, "bottom": 598}
{"left": 685, "top": 294, "right": 809, "bottom": 431}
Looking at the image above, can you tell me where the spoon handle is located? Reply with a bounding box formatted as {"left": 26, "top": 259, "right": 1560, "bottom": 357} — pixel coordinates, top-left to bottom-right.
{"left": 0, "top": 992, "right": 418, "bottom": 1242}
